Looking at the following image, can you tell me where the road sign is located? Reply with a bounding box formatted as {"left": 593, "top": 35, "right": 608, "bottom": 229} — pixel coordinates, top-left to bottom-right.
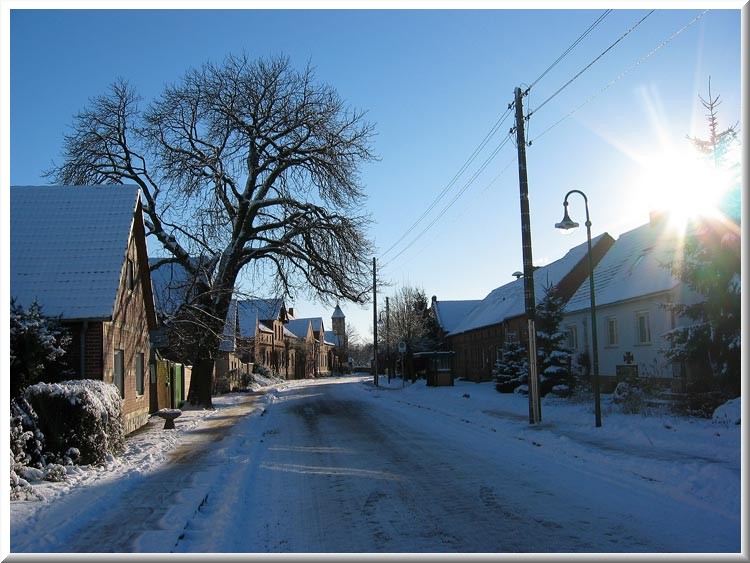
{"left": 398, "top": 341, "right": 407, "bottom": 353}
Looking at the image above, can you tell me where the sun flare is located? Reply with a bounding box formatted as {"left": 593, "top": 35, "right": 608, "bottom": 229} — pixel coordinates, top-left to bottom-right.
{"left": 636, "top": 146, "right": 731, "bottom": 231}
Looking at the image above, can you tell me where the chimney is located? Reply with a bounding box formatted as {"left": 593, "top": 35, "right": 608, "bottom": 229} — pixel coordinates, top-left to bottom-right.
{"left": 649, "top": 209, "right": 667, "bottom": 226}
{"left": 287, "top": 307, "right": 295, "bottom": 318}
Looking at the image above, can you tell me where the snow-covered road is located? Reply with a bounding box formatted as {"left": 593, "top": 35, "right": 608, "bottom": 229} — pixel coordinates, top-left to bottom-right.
{"left": 10, "top": 375, "right": 741, "bottom": 554}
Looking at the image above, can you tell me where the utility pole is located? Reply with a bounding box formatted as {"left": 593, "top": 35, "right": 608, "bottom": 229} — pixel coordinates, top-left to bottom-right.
{"left": 385, "top": 296, "right": 391, "bottom": 383}
{"left": 514, "top": 86, "right": 541, "bottom": 425}
{"left": 372, "top": 257, "right": 379, "bottom": 387}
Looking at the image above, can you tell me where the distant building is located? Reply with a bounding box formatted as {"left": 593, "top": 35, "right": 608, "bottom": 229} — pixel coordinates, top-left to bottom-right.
{"left": 10, "top": 185, "right": 157, "bottom": 434}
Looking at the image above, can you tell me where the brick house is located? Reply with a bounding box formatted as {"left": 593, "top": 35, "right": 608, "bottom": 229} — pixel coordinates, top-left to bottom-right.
{"left": 11, "top": 185, "right": 157, "bottom": 434}
{"left": 439, "top": 234, "right": 615, "bottom": 381}
{"left": 215, "top": 300, "right": 345, "bottom": 381}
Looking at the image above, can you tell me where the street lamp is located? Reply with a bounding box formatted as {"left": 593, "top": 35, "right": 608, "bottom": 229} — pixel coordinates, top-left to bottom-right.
{"left": 555, "top": 189, "right": 602, "bottom": 428}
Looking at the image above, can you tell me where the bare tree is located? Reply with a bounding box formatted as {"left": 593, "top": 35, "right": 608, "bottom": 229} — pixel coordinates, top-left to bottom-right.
{"left": 378, "top": 285, "right": 436, "bottom": 354}
{"left": 47, "top": 53, "right": 376, "bottom": 407}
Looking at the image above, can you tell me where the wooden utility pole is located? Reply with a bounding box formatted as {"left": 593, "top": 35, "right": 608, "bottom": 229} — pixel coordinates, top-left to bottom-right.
{"left": 372, "top": 257, "right": 379, "bottom": 387}
{"left": 385, "top": 296, "right": 391, "bottom": 383}
{"left": 514, "top": 86, "right": 541, "bottom": 424}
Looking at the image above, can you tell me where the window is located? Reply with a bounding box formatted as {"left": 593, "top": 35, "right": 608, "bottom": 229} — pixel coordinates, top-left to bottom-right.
{"left": 636, "top": 311, "right": 651, "bottom": 344}
{"left": 114, "top": 349, "right": 125, "bottom": 398}
{"left": 136, "top": 353, "right": 145, "bottom": 396}
{"left": 565, "top": 325, "right": 578, "bottom": 351}
{"left": 126, "top": 259, "right": 135, "bottom": 291}
{"left": 606, "top": 316, "right": 618, "bottom": 346}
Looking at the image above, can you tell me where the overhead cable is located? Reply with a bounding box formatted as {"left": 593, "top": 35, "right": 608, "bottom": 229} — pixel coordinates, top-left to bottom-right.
{"left": 526, "top": 9, "right": 612, "bottom": 92}
{"left": 530, "top": 9, "right": 709, "bottom": 145}
{"left": 381, "top": 132, "right": 514, "bottom": 270}
{"left": 529, "top": 10, "right": 656, "bottom": 118}
{"left": 379, "top": 106, "right": 513, "bottom": 260}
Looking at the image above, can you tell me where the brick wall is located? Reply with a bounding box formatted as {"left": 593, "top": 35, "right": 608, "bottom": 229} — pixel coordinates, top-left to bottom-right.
{"left": 102, "top": 233, "right": 151, "bottom": 434}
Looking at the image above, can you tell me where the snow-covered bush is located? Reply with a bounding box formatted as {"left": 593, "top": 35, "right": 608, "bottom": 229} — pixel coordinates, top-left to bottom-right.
{"left": 10, "top": 457, "right": 41, "bottom": 501}
{"left": 25, "top": 380, "right": 124, "bottom": 465}
{"left": 612, "top": 381, "right": 645, "bottom": 414}
{"left": 10, "top": 397, "right": 46, "bottom": 470}
{"left": 253, "top": 363, "right": 273, "bottom": 378}
{"left": 712, "top": 397, "right": 740, "bottom": 425}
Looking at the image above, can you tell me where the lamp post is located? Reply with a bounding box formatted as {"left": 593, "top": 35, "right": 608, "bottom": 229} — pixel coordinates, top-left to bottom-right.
{"left": 555, "top": 189, "right": 602, "bottom": 428}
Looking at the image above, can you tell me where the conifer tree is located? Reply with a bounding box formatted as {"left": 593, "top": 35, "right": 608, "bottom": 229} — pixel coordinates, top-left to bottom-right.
{"left": 535, "top": 284, "right": 572, "bottom": 395}
{"left": 663, "top": 78, "right": 741, "bottom": 401}
{"left": 493, "top": 339, "right": 528, "bottom": 393}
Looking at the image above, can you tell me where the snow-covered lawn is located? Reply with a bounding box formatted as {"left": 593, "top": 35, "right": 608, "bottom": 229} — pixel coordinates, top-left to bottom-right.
{"left": 7, "top": 374, "right": 742, "bottom": 553}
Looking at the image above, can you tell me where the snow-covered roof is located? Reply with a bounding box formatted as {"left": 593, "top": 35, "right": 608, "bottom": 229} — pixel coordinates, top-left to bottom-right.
{"left": 451, "top": 236, "right": 607, "bottom": 335}
{"left": 285, "top": 318, "right": 312, "bottom": 339}
{"left": 433, "top": 299, "right": 482, "bottom": 335}
{"left": 331, "top": 305, "right": 345, "bottom": 319}
{"left": 291, "top": 317, "right": 324, "bottom": 335}
{"left": 237, "top": 298, "right": 284, "bottom": 337}
{"left": 10, "top": 185, "right": 141, "bottom": 320}
{"left": 565, "top": 222, "right": 682, "bottom": 313}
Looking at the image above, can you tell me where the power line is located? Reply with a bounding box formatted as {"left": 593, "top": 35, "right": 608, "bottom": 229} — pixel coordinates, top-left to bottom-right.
{"left": 528, "top": 10, "right": 656, "bottom": 119}
{"left": 529, "top": 9, "right": 709, "bottom": 145}
{"left": 379, "top": 106, "right": 513, "bottom": 260}
{"left": 381, "top": 152, "right": 518, "bottom": 275}
{"left": 381, "top": 132, "right": 514, "bottom": 270}
{"left": 526, "top": 9, "right": 612, "bottom": 92}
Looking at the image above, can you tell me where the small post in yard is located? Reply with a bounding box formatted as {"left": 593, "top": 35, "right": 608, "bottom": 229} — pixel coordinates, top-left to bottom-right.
{"left": 513, "top": 86, "right": 541, "bottom": 424}
{"left": 372, "top": 257, "right": 379, "bottom": 387}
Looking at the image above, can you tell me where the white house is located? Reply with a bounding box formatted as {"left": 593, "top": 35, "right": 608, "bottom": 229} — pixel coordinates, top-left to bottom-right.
{"left": 562, "top": 215, "right": 703, "bottom": 392}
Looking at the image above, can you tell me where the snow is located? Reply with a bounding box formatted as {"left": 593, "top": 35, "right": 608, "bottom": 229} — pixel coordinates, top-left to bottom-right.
{"left": 10, "top": 185, "right": 141, "bottom": 320}
{"left": 565, "top": 221, "right": 685, "bottom": 314}
{"left": 285, "top": 318, "right": 313, "bottom": 339}
{"left": 7, "top": 376, "right": 741, "bottom": 553}
{"left": 237, "top": 298, "right": 284, "bottom": 337}
{"left": 712, "top": 398, "right": 741, "bottom": 426}
{"left": 432, "top": 299, "right": 482, "bottom": 334}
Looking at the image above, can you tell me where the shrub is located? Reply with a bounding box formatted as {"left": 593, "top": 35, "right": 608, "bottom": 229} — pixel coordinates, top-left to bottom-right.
{"left": 10, "top": 299, "right": 72, "bottom": 399}
{"left": 25, "top": 380, "right": 124, "bottom": 465}
{"left": 612, "top": 381, "right": 645, "bottom": 414}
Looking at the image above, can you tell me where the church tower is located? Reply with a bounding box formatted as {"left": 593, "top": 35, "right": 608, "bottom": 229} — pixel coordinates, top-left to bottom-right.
{"left": 331, "top": 304, "right": 347, "bottom": 351}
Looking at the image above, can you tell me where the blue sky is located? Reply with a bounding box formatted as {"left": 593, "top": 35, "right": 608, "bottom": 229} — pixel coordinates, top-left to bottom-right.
{"left": 6, "top": 6, "right": 743, "bottom": 339}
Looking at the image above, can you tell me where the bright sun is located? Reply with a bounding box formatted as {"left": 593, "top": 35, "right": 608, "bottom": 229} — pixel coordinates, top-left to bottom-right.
{"left": 636, "top": 146, "right": 731, "bottom": 231}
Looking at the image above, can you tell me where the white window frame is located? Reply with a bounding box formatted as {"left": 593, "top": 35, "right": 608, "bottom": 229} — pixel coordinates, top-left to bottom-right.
{"left": 635, "top": 311, "right": 651, "bottom": 345}
{"left": 564, "top": 325, "right": 578, "bottom": 351}
{"left": 606, "top": 316, "right": 619, "bottom": 347}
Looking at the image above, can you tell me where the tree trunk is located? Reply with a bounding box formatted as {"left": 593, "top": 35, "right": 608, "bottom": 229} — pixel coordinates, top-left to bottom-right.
{"left": 188, "top": 356, "right": 215, "bottom": 409}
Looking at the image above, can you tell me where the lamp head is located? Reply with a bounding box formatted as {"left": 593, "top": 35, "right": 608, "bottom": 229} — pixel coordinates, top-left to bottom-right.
{"left": 512, "top": 271, "right": 523, "bottom": 279}
{"left": 555, "top": 201, "right": 579, "bottom": 232}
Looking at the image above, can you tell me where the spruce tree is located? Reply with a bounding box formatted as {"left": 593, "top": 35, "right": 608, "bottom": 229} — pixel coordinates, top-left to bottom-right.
{"left": 535, "top": 284, "right": 572, "bottom": 396}
{"left": 493, "top": 339, "right": 528, "bottom": 393}
{"left": 663, "top": 79, "right": 741, "bottom": 403}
